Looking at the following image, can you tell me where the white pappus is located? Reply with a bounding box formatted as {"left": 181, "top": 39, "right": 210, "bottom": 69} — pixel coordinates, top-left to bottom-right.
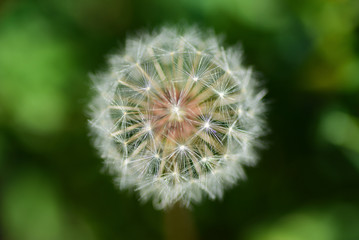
{"left": 89, "top": 26, "right": 267, "bottom": 209}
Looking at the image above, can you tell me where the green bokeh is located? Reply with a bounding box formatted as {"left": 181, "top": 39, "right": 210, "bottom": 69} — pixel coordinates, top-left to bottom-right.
{"left": 0, "top": 0, "right": 358, "bottom": 239}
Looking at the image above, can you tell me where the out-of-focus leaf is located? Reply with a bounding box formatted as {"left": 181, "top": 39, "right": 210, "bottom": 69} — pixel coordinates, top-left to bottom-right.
{"left": 0, "top": 11, "right": 75, "bottom": 134}
{"left": 1, "top": 169, "right": 97, "bottom": 240}
{"left": 319, "top": 110, "right": 359, "bottom": 152}
{"left": 245, "top": 204, "right": 359, "bottom": 240}
{"left": 1, "top": 170, "right": 65, "bottom": 240}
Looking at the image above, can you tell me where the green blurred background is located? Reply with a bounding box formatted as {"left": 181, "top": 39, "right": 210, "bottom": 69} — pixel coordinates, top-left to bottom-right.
{"left": 1, "top": 0, "right": 359, "bottom": 239}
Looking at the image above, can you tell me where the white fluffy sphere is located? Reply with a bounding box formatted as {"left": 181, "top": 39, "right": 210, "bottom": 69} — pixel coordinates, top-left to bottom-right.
{"left": 89, "top": 27, "right": 266, "bottom": 209}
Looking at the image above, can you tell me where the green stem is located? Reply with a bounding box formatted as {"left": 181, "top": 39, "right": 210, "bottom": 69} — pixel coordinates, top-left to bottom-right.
{"left": 164, "top": 203, "right": 198, "bottom": 240}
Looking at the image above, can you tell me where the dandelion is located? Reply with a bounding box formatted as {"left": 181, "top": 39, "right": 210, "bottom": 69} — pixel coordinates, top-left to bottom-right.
{"left": 89, "top": 27, "right": 266, "bottom": 209}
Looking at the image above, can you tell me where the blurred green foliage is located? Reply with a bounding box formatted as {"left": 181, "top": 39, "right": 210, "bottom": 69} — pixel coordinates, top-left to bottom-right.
{"left": 0, "top": 0, "right": 358, "bottom": 239}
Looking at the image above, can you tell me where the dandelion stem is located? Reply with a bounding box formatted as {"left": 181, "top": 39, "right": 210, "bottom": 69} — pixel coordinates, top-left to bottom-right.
{"left": 164, "top": 202, "right": 198, "bottom": 240}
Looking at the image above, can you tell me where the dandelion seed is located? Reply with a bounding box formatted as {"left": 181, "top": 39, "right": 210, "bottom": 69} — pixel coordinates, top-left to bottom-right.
{"left": 179, "top": 145, "right": 187, "bottom": 151}
{"left": 145, "top": 123, "right": 152, "bottom": 132}
{"left": 172, "top": 106, "right": 179, "bottom": 113}
{"left": 89, "top": 26, "right": 267, "bottom": 209}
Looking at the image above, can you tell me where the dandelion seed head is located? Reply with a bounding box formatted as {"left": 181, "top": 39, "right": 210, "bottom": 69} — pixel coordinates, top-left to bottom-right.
{"left": 89, "top": 26, "right": 267, "bottom": 209}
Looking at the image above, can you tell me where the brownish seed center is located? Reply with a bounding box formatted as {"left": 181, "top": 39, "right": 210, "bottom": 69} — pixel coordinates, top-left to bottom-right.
{"left": 150, "top": 89, "right": 201, "bottom": 141}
